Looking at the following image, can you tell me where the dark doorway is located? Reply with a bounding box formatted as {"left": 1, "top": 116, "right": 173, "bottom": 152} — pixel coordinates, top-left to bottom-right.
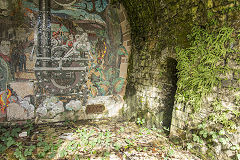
{"left": 162, "top": 57, "right": 178, "bottom": 133}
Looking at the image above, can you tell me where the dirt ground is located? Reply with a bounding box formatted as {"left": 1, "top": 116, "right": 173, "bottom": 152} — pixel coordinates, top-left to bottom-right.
{"left": 0, "top": 119, "right": 201, "bottom": 160}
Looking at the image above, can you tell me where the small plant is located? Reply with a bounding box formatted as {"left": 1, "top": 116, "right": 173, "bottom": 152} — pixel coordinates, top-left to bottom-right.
{"left": 6, "top": 137, "right": 16, "bottom": 148}
{"left": 151, "top": 125, "right": 157, "bottom": 131}
{"left": 125, "top": 138, "right": 134, "bottom": 147}
{"left": 36, "top": 136, "right": 62, "bottom": 159}
{"left": 167, "top": 147, "right": 174, "bottom": 157}
{"left": 136, "top": 145, "right": 142, "bottom": 151}
{"left": 237, "top": 153, "right": 240, "bottom": 160}
{"left": 120, "top": 126, "right": 125, "bottom": 132}
{"left": 230, "top": 144, "right": 240, "bottom": 151}
{"left": 137, "top": 118, "right": 145, "bottom": 125}
{"left": 14, "top": 142, "right": 25, "bottom": 160}
{"left": 24, "top": 120, "right": 34, "bottom": 135}
{"left": 187, "top": 143, "right": 193, "bottom": 150}
{"left": 192, "top": 134, "right": 203, "bottom": 144}
{"left": 59, "top": 149, "right": 68, "bottom": 158}
{"left": 143, "top": 147, "right": 147, "bottom": 152}
{"left": 10, "top": 127, "right": 21, "bottom": 138}
{"left": 113, "top": 142, "right": 121, "bottom": 151}
{"left": 104, "top": 151, "right": 110, "bottom": 157}
{"left": 24, "top": 145, "right": 36, "bottom": 157}
{"left": 14, "top": 148, "right": 25, "bottom": 160}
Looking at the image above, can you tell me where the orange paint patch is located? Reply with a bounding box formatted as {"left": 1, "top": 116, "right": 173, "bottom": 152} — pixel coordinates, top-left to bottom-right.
{"left": 0, "top": 89, "right": 12, "bottom": 113}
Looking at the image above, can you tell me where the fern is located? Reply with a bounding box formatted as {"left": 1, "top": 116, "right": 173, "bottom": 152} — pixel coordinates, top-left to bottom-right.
{"left": 176, "top": 26, "right": 236, "bottom": 112}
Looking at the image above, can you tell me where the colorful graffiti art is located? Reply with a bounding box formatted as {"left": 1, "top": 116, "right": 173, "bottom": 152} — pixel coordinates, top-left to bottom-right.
{"left": 28, "top": 0, "right": 128, "bottom": 102}
{"left": 0, "top": 88, "right": 13, "bottom": 113}
{"left": 0, "top": 0, "right": 39, "bottom": 90}
{"left": 1, "top": 0, "right": 128, "bottom": 106}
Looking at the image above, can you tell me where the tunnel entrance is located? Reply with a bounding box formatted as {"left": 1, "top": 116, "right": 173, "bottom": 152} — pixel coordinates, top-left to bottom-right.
{"left": 162, "top": 57, "right": 178, "bottom": 132}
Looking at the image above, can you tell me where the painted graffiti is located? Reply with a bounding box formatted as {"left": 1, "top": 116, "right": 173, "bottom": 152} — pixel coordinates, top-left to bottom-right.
{"left": 0, "top": 0, "right": 38, "bottom": 92}
{"left": 0, "top": 0, "right": 128, "bottom": 103}
{"left": 30, "top": 0, "right": 128, "bottom": 99}
{"left": 0, "top": 89, "right": 13, "bottom": 113}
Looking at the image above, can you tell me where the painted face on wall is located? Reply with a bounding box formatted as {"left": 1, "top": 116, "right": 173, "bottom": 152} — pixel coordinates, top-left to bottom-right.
{"left": 0, "top": 40, "right": 11, "bottom": 56}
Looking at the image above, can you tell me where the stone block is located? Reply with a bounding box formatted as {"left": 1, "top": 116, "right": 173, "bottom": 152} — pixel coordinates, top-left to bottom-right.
{"left": 175, "top": 110, "right": 188, "bottom": 122}
{"left": 9, "top": 82, "right": 34, "bottom": 98}
{"left": 171, "top": 117, "right": 177, "bottom": 127}
{"left": 119, "top": 63, "right": 128, "bottom": 78}
{"left": 177, "top": 120, "right": 185, "bottom": 129}
{"left": 121, "top": 22, "right": 127, "bottom": 34}
{"left": 7, "top": 103, "right": 34, "bottom": 121}
{"left": 65, "top": 100, "right": 82, "bottom": 111}
{"left": 14, "top": 72, "right": 36, "bottom": 80}
{"left": 36, "top": 97, "right": 64, "bottom": 119}
{"left": 169, "top": 124, "right": 179, "bottom": 136}
{"left": 36, "top": 107, "right": 47, "bottom": 117}
{"left": 123, "top": 41, "right": 128, "bottom": 48}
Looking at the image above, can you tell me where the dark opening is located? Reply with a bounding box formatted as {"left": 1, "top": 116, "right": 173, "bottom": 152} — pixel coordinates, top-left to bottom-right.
{"left": 162, "top": 57, "right": 178, "bottom": 133}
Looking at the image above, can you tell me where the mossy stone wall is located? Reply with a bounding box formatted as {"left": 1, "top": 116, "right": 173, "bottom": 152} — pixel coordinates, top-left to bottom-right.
{"left": 118, "top": 0, "right": 240, "bottom": 159}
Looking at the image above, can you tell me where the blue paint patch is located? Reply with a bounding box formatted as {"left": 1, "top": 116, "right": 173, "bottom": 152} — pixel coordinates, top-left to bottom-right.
{"left": 22, "top": 0, "right": 38, "bottom": 11}
{"left": 96, "top": 0, "right": 108, "bottom": 12}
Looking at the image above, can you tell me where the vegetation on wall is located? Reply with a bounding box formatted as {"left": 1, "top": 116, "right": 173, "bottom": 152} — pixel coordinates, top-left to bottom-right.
{"left": 175, "top": 26, "right": 236, "bottom": 112}
{"left": 111, "top": 0, "right": 240, "bottom": 158}
{"left": 175, "top": 24, "right": 240, "bottom": 159}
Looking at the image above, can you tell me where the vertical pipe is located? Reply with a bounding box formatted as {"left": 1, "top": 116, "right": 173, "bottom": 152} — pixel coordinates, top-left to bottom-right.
{"left": 37, "top": 0, "right": 43, "bottom": 58}
{"left": 45, "top": 0, "right": 51, "bottom": 57}
{"left": 37, "top": 0, "right": 51, "bottom": 59}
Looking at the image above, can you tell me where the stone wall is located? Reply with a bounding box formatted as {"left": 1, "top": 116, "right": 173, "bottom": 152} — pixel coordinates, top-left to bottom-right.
{"left": 121, "top": 0, "right": 203, "bottom": 129}
{"left": 120, "top": 0, "right": 240, "bottom": 159}
{"left": 170, "top": 32, "right": 240, "bottom": 159}
{"left": 122, "top": 46, "right": 178, "bottom": 130}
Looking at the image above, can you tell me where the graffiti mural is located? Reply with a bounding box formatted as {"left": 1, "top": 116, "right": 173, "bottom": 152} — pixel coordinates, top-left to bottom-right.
{"left": 0, "top": 0, "right": 38, "bottom": 86}
{"left": 0, "top": 0, "right": 38, "bottom": 121}
{"left": 0, "top": 0, "right": 128, "bottom": 121}
{"left": 50, "top": 0, "right": 128, "bottom": 97}
{"left": 25, "top": 0, "right": 128, "bottom": 101}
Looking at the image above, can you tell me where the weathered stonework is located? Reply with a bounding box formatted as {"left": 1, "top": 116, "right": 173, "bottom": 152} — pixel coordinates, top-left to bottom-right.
{"left": 0, "top": 0, "right": 239, "bottom": 159}
{"left": 9, "top": 82, "right": 34, "bottom": 98}
{"left": 120, "top": 0, "right": 240, "bottom": 159}
{"left": 7, "top": 103, "right": 34, "bottom": 121}
{"left": 123, "top": 46, "right": 177, "bottom": 130}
